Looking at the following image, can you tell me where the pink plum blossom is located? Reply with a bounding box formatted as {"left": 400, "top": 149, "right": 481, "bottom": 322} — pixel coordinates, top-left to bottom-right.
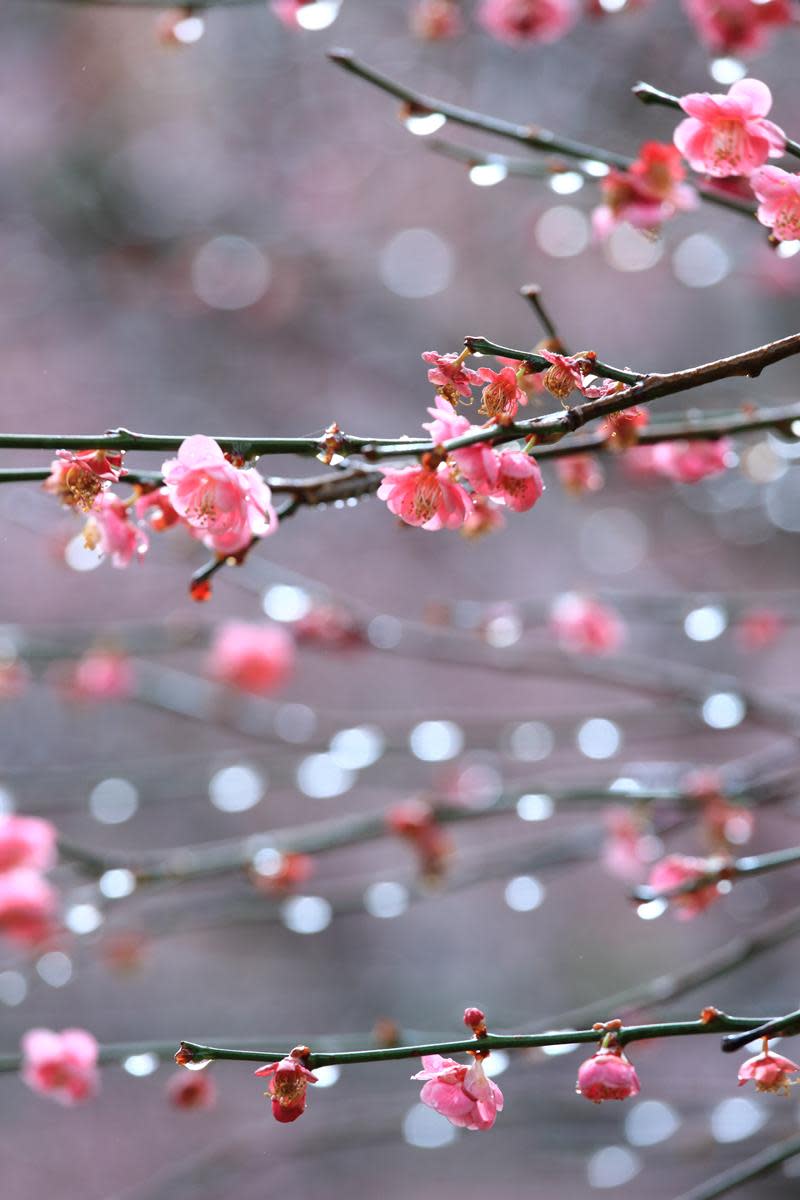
{"left": 378, "top": 463, "right": 473, "bottom": 530}
{"left": 750, "top": 165, "right": 800, "bottom": 241}
{"left": 82, "top": 495, "right": 148, "bottom": 568}
{"left": 556, "top": 453, "right": 605, "bottom": 496}
{"left": 647, "top": 853, "right": 723, "bottom": 919}
{"left": 421, "top": 351, "right": 482, "bottom": 404}
{"left": 491, "top": 450, "right": 544, "bottom": 511}
{"left": 255, "top": 1053, "right": 318, "bottom": 1123}
{"left": 161, "top": 435, "right": 277, "bottom": 556}
{"left": 208, "top": 621, "right": 295, "bottom": 695}
{"left": 0, "top": 869, "right": 58, "bottom": 946}
{"left": 44, "top": 449, "right": 126, "bottom": 513}
{"left": 738, "top": 1046, "right": 799, "bottom": 1095}
{"left": 412, "top": 1054, "right": 504, "bottom": 1130}
{"left": 550, "top": 594, "right": 625, "bottom": 655}
{"left": 475, "top": 366, "right": 528, "bottom": 422}
{"left": 270, "top": 0, "right": 326, "bottom": 28}
{"left": 539, "top": 350, "right": 590, "bottom": 401}
{"left": 477, "top": 0, "right": 579, "bottom": 44}
{"left": 0, "top": 816, "right": 57, "bottom": 874}
{"left": 674, "top": 79, "right": 785, "bottom": 178}
{"left": 593, "top": 142, "right": 697, "bottom": 238}
{"left": 602, "top": 806, "right": 660, "bottom": 881}
{"left": 422, "top": 395, "right": 473, "bottom": 445}
{"left": 21, "top": 1029, "right": 99, "bottom": 1105}
{"left": 410, "top": 0, "right": 464, "bottom": 39}
{"left": 576, "top": 1047, "right": 640, "bottom": 1103}
{"left": 683, "top": 0, "right": 793, "bottom": 56}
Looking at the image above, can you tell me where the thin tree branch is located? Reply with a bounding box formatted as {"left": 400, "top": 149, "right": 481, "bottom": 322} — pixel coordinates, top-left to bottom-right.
{"left": 668, "top": 1133, "right": 800, "bottom": 1200}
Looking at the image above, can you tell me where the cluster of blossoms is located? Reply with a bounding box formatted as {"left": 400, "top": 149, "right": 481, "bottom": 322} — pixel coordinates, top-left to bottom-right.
{"left": 45, "top": 436, "right": 278, "bottom": 580}
{"left": 591, "top": 77, "right": 799, "bottom": 245}
{"left": 676, "top": 78, "right": 800, "bottom": 245}
{"left": 0, "top": 814, "right": 59, "bottom": 948}
{"left": 410, "top": 0, "right": 581, "bottom": 44}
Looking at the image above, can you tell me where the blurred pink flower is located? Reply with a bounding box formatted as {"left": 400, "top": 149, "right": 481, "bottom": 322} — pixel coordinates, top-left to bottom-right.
{"left": 738, "top": 1046, "right": 799, "bottom": 1095}
{"left": 21, "top": 1029, "right": 99, "bottom": 1105}
{"left": 70, "top": 649, "right": 134, "bottom": 701}
{"left": 208, "top": 621, "right": 295, "bottom": 695}
{"left": 550, "top": 594, "right": 625, "bottom": 655}
{"left": 735, "top": 607, "right": 784, "bottom": 651}
{"left": 556, "top": 453, "right": 605, "bottom": 496}
{"left": 599, "top": 407, "right": 649, "bottom": 450}
{"left": 460, "top": 496, "right": 506, "bottom": 539}
{"left": 167, "top": 1071, "right": 217, "bottom": 1109}
{"left": 378, "top": 463, "right": 473, "bottom": 530}
{"left": 0, "top": 869, "right": 58, "bottom": 946}
{"left": 82, "top": 495, "right": 148, "bottom": 568}
{"left": 410, "top": 0, "right": 464, "bottom": 40}
{"left": 412, "top": 1054, "right": 503, "bottom": 1129}
{"left": 0, "top": 816, "right": 57, "bottom": 874}
{"left": 648, "top": 438, "right": 734, "bottom": 483}
{"left": 602, "top": 806, "right": 659, "bottom": 881}
{"left": 647, "top": 853, "right": 723, "bottom": 919}
{"left": 477, "top": 0, "right": 578, "bottom": 44}
{"left": 576, "top": 1047, "right": 640, "bottom": 1103}
{"left": 751, "top": 166, "right": 800, "bottom": 241}
{"left": 682, "top": 0, "right": 793, "bottom": 55}
{"left": 251, "top": 852, "right": 315, "bottom": 894}
{"left": 255, "top": 1053, "right": 318, "bottom": 1123}
{"left": 387, "top": 799, "right": 452, "bottom": 880}
{"left": 674, "top": 79, "right": 785, "bottom": 178}
{"left": 162, "top": 435, "right": 277, "bottom": 556}
{"left": 594, "top": 142, "right": 697, "bottom": 238}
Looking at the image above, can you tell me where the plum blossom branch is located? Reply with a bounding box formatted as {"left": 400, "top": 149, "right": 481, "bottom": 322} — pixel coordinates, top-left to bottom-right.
{"left": 669, "top": 1132, "right": 800, "bottom": 1200}
{"left": 632, "top": 844, "right": 800, "bottom": 904}
{"left": 328, "top": 52, "right": 758, "bottom": 219}
{"left": 175, "top": 1012, "right": 778, "bottom": 1070}
{"left": 327, "top": 49, "right": 634, "bottom": 169}
{"left": 633, "top": 80, "right": 800, "bottom": 162}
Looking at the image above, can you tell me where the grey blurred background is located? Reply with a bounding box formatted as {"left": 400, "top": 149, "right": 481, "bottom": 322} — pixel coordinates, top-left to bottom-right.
{"left": 1, "top": 2, "right": 800, "bottom": 1197}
